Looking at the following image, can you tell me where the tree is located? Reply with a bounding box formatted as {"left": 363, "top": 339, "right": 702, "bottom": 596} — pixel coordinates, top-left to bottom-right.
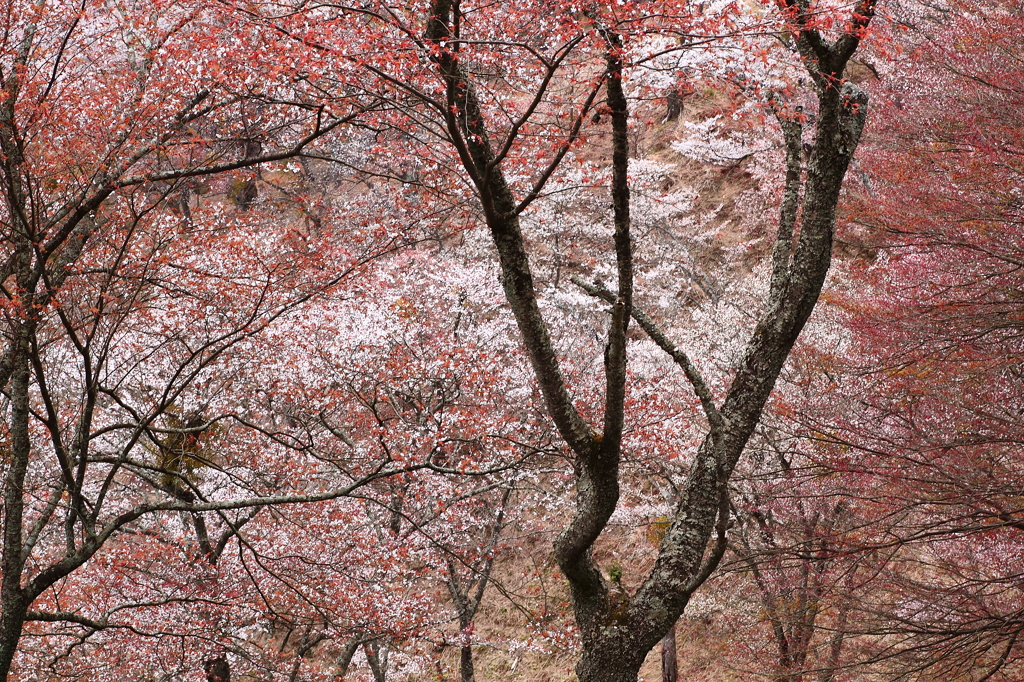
{"left": 459, "top": 1, "right": 873, "bottom": 678}
{"left": 0, "top": 2, "right": 434, "bottom": 678}
{"left": 771, "top": 0, "right": 1024, "bottom": 676}
{"left": 2, "top": 0, "right": 891, "bottom": 677}
{"left": 248, "top": 0, "right": 880, "bottom": 678}
{"left": 722, "top": 425, "right": 885, "bottom": 682}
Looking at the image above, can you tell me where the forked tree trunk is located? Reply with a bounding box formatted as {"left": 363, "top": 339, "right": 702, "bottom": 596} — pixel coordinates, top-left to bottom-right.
{"left": 420, "top": 1, "right": 875, "bottom": 680}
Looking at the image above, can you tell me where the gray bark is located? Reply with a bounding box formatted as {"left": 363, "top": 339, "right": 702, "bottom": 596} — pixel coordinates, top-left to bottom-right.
{"left": 661, "top": 621, "right": 678, "bottom": 682}
{"left": 335, "top": 635, "right": 363, "bottom": 679}
{"left": 364, "top": 641, "right": 389, "bottom": 682}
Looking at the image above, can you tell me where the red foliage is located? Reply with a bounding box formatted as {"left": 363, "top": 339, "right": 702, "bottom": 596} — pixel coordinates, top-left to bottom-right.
{"left": 773, "top": 0, "right": 1024, "bottom": 676}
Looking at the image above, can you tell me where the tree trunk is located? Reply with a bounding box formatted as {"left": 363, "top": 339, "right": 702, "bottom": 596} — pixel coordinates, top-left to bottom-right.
{"left": 665, "top": 88, "right": 683, "bottom": 122}
{"left": 576, "top": 645, "right": 647, "bottom": 682}
{"left": 661, "top": 622, "right": 678, "bottom": 682}
{"left": 204, "top": 655, "right": 231, "bottom": 682}
{"left": 364, "top": 641, "right": 389, "bottom": 682}
{"left": 0, "top": 329, "right": 33, "bottom": 680}
{"left": 335, "top": 635, "right": 363, "bottom": 679}
{"left": 0, "top": 602, "right": 26, "bottom": 682}
{"left": 459, "top": 645, "right": 475, "bottom": 682}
